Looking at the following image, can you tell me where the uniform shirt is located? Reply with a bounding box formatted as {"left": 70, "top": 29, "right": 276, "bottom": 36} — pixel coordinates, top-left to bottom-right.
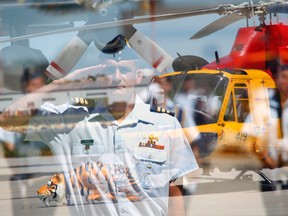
{"left": 26, "top": 96, "right": 198, "bottom": 216}
{"left": 282, "top": 101, "right": 288, "bottom": 154}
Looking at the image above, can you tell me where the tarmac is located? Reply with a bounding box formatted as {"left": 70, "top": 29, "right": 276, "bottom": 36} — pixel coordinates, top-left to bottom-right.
{"left": 1, "top": 156, "right": 288, "bottom": 216}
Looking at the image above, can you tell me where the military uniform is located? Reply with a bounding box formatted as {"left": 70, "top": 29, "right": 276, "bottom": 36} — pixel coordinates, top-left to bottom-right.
{"left": 26, "top": 96, "right": 198, "bottom": 216}
{"left": 282, "top": 101, "right": 288, "bottom": 157}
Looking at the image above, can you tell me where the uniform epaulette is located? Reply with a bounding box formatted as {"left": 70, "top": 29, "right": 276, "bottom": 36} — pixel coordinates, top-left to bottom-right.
{"left": 69, "top": 97, "right": 95, "bottom": 109}
{"left": 150, "top": 105, "right": 175, "bottom": 117}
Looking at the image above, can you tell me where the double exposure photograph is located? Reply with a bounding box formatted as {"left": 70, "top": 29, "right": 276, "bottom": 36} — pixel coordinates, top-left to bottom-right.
{"left": 0, "top": 0, "right": 288, "bottom": 215}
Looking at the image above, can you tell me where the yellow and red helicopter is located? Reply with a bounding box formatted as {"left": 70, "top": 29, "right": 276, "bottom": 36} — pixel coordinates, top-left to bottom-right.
{"left": 149, "top": 2, "right": 288, "bottom": 185}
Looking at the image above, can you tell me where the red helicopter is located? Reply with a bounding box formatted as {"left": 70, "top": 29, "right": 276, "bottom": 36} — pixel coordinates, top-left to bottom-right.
{"left": 183, "top": 2, "right": 288, "bottom": 79}
{"left": 204, "top": 24, "right": 288, "bottom": 78}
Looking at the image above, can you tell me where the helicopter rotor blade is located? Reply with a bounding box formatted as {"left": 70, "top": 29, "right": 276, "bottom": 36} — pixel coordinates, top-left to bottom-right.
{"left": 0, "top": 1, "right": 80, "bottom": 7}
{"left": 190, "top": 12, "right": 245, "bottom": 40}
{"left": 122, "top": 25, "right": 173, "bottom": 73}
{"left": 2, "top": 0, "right": 282, "bottom": 44}
{"left": 0, "top": 7, "right": 220, "bottom": 44}
{"left": 267, "top": 3, "right": 288, "bottom": 14}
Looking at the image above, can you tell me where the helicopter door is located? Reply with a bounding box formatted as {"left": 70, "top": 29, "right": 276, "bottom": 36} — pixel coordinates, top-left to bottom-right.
{"left": 219, "top": 83, "right": 254, "bottom": 148}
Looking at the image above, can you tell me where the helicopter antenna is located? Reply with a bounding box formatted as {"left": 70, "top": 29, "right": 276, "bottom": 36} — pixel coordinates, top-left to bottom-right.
{"left": 246, "top": 16, "right": 249, "bottom": 27}
{"left": 215, "top": 51, "right": 220, "bottom": 65}
{"left": 215, "top": 51, "right": 222, "bottom": 74}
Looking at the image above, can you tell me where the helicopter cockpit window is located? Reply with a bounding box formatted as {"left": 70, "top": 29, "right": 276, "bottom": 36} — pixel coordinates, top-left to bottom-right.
{"left": 234, "top": 86, "right": 250, "bottom": 123}
{"left": 166, "top": 74, "right": 228, "bottom": 126}
{"left": 224, "top": 93, "right": 235, "bottom": 121}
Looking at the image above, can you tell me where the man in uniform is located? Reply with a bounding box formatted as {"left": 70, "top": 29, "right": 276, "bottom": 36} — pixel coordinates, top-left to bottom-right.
{"left": 277, "top": 48, "right": 288, "bottom": 164}
{"left": 0, "top": 47, "right": 198, "bottom": 216}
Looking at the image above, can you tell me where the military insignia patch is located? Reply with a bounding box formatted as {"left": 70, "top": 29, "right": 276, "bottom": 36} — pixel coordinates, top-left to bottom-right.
{"left": 139, "top": 134, "right": 164, "bottom": 150}
{"left": 150, "top": 105, "right": 175, "bottom": 116}
{"left": 81, "top": 139, "right": 94, "bottom": 154}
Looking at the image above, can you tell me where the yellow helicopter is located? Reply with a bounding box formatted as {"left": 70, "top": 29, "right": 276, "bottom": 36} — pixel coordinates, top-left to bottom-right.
{"left": 136, "top": 0, "right": 288, "bottom": 179}
{"left": 152, "top": 65, "right": 282, "bottom": 176}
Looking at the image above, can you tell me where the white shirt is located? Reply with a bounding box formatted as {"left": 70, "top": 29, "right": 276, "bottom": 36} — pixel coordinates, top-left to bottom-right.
{"left": 26, "top": 96, "right": 198, "bottom": 216}
{"left": 282, "top": 101, "right": 288, "bottom": 153}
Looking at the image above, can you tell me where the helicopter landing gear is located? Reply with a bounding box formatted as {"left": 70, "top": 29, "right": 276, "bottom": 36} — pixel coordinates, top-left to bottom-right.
{"left": 235, "top": 169, "right": 277, "bottom": 191}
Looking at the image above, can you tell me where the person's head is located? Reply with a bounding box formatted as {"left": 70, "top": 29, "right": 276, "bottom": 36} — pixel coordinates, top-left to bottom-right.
{"left": 156, "top": 76, "right": 172, "bottom": 94}
{"left": 0, "top": 46, "right": 48, "bottom": 91}
{"left": 105, "top": 59, "right": 143, "bottom": 104}
{"left": 96, "top": 49, "right": 143, "bottom": 105}
{"left": 21, "top": 67, "right": 47, "bottom": 93}
{"left": 182, "top": 76, "right": 195, "bottom": 93}
{"left": 276, "top": 64, "right": 288, "bottom": 100}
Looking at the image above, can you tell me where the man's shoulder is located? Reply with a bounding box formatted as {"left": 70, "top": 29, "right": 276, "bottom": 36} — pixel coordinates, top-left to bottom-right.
{"left": 135, "top": 96, "right": 176, "bottom": 120}
{"left": 39, "top": 99, "right": 90, "bottom": 116}
{"left": 150, "top": 105, "right": 175, "bottom": 117}
{"left": 136, "top": 104, "right": 178, "bottom": 126}
{"left": 69, "top": 97, "right": 95, "bottom": 109}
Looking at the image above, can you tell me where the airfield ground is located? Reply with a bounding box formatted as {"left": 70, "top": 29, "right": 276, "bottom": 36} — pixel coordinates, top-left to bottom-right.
{"left": 1, "top": 157, "right": 288, "bottom": 216}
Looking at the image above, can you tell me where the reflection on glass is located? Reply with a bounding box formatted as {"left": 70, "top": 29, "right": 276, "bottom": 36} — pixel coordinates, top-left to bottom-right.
{"left": 234, "top": 86, "right": 250, "bottom": 123}
{"left": 167, "top": 73, "right": 228, "bottom": 126}
{"left": 224, "top": 93, "right": 235, "bottom": 121}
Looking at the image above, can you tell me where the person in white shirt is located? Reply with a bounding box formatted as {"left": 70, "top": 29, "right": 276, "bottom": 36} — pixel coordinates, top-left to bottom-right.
{"left": 0, "top": 47, "right": 198, "bottom": 216}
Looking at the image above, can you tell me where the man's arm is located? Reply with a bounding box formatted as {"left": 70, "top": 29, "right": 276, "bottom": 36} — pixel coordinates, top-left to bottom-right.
{"left": 0, "top": 81, "right": 61, "bottom": 132}
{"left": 0, "top": 65, "right": 106, "bottom": 132}
{"left": 169, "top": 183, "right": 185, "bottom": 216}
